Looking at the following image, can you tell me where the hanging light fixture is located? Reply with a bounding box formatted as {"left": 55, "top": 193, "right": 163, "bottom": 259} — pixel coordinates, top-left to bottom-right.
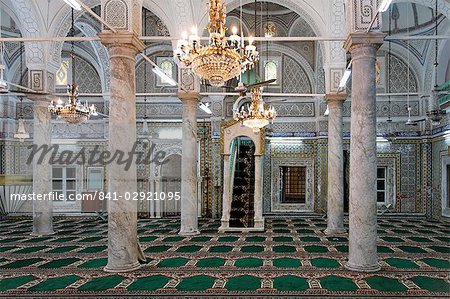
{"left": 384, "top": 6, "right": 396, "bottom": 143}
{"left": 426, "top": 0, "right": 446, "bottom": 124}
{"left": 48, "top": 8, "right": 96, "bottom": 124}
{"left": 233, "top": 87, "right": 276, "bottom": 133}
{"left": 233, "top": 1, "right": 276, "bottom": 133}
{"left": 174, "top": 0, "right": 259, "bottom": 87}
{"left": 15, "top": 98, "right": 30, "bottom": 142}
{"left": 14, "top": 42, "right": 30, "bottom": 142}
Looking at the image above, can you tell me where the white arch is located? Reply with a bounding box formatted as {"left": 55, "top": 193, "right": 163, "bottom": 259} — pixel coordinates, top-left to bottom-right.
{"left": 48, "top": 0, "right": 173, "bottom": 73}
{"left": 154, "top": 145, "right": 182, "bottom": 177}
{"left": 8, "top": 0, "right": 46, "bottom": 68}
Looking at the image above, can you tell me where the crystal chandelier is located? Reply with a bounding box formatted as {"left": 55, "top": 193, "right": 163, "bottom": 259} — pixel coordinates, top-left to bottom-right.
{"left": 233, "top": 88, "right": 276, "bottom": 133}
{"left": 48, "top": 84, "right": 96, "bottom": 124}
{"left": 174, "top": 0, "right": 259, "bottom": 87}
{"left": 48, "top": 7, "right": 96, "bottom": 124}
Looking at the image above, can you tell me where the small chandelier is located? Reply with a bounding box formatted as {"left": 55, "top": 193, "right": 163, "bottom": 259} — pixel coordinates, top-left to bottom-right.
{"left": 233, "top": 88, "right": 276, "bottom": 133}
{"left": 14, "top": 118, "right": 29, "bottom": 142}
{"left": 383, "top": 119, "right": 396, "bottom": 143}
{"left": 426, "top": 89, "right": 446, "bottom": 124}
{"left": 14, "top": 98, "right": 29, "bottom": 142}
{"left": 174, "top": 0, "right": 259, "bottom": 87}
{"left": 48, "top": 84, "right": 97, "bottom": 124}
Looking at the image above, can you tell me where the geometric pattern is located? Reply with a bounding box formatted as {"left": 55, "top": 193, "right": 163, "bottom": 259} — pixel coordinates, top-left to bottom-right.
{"left": 1, "top": 217, "right": 449, "bottom": 297}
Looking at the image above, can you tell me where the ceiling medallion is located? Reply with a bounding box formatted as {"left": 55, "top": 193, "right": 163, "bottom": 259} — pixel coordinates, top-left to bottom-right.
{"left": 233, "top": 88, "right": 276, "bottom": 133}
{"left": 174, "top": 0, "right": 259, "bottom": 87}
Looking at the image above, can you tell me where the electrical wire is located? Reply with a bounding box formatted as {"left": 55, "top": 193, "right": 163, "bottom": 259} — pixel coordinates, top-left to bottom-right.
{"left": 71, "top": 8, "right": 76, "bottom": 86}
{"left": 434, "top": 0, "right": 439, "bottom": 88}
{"left": 387, "top": 5, "right": 392, "bottom": 122}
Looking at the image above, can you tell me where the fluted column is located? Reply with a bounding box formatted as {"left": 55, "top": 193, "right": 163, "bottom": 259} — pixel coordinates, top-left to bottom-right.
{"left": 178, "top": 92, "right": 200, "bottom": 236}
{"left": 344, "top": 32, "right": 385, "bottom": 272}
{"left": 31, "top": 99, "right": 54, "bottom": 236}
{"left": 325, "top": 94, "right": 347, "bottom": 235}
{"left": 100, "top": 32, "right": 145, "bottom": 272}
{"left": 220, "top": 154, "right": 231, "bottom": 230}
{"left": 253, "top": 155, "right": 264, "bottom": 229}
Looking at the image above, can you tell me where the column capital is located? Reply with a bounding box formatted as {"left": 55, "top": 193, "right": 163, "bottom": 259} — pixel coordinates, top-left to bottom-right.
{"left": 98, "top": 32, "right": 145, "bottom": 53}
{"left": 178, "top": 92, "right": 201, "bottom": 103}
{"left": 326, "top": 93, "right": 347, "bottom": 103}
{"left": 343, "top": 32, "right": 386, "bottom": 53}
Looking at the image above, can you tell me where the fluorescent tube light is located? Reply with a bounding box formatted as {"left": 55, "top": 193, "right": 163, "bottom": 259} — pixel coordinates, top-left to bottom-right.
{"left": 152, "top": 67, "right": 177, "bottom": 86}
{"left": 339, "top": 69, "right": 352, "bottom": 89}
{"left": 63, "top": 0, "right": 82, "bottom": 11}
{"left": 324, "top": 105, "right": 330, "bottom": 116}
{"left": 378, "top": 0, "right": 393, "bottom": 12}
{"left": 200, "top": 102, "right": 212, "bottom": 114}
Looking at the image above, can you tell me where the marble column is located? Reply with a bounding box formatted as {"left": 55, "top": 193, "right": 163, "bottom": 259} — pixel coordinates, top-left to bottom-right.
{"left": 344, "top": 32, "right": 385, "bottom": 272}
{"left": 31, "top": 99, "right": 54, "bottom": 236}
{"left": 220, "top": 154, "right": 231, "bottom": 230}
{"left": 155, "top": 178, "right": 162, "bottom": 218}
{"left": 148, "top": 179, "right": 155, "bottom": 218}
{"left": 253, "top": 155, "right": 264, "bottom": 229}
{"left": 325, "top": 94, "right": 347, "bottom": 235}
{"left": 99, "top": 32, "right": 145, "bottom": 272}
{"left": 178, "top": 92, "right": 200, "bottom": 236}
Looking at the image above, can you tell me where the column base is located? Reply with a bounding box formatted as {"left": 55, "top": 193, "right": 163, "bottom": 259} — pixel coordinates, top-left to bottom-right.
{"left": 254, "top": 218, "right": 265, "bottom": 230}
{"left": 345, "top": 261, "right": 381, "bottom": 273}
{"left": 31, "top": 230, "right": 56, "bottom": 237}
{"left": 179, "top": 229, "right": 200, "bottom": 236}
{"left": 324, "top": 228, "right": 347, "bottom": 235}
{"left": 104, "top": 261, "right": 142, "bottom": 273}
{"left": 219, "top": 218, "right": 229, "bottom": 232}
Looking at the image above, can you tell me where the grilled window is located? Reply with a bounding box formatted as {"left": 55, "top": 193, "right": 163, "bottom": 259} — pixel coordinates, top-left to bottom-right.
{"left": 377, "top": 167, "right": 387, "bottom": 204}
{"left": 280, "top": 166, "right": 306, "bottom": 203}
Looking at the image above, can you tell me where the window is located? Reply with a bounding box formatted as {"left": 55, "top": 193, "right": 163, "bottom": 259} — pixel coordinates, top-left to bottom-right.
{"left": 377, "top": 167, "right": 387, "bottom": 204}
{"left": 280, "top": 166, "right": 306, "bottom": 203}
{"left": 87, "top": 167, "right": 104, "bottom": 191}
{"left": 52, "top": 167, "right": 76, "bottom": 201}
{"left": 157, "top": 57, "right": 175, "bottom": 86}
{"left": 264, "top": 60, "right": 278, "bottom": 84}
{"left": 55, "top": 60, "right": 70, "bottom": 86}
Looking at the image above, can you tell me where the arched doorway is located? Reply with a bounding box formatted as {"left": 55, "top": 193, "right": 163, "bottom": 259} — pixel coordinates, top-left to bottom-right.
{"left": 229, "top": 136, "right": 256, "bottom": 228}
{"left": 160, "top": 154, "right": 182, "bottom": 217}
{"left": 219, "top": 120, "right": 265, "bottom": 232}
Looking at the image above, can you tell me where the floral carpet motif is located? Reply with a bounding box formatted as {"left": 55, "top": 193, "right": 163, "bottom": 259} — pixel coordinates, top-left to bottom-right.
{"left": 0, "top": 217, "right": 449, "bottom": 298}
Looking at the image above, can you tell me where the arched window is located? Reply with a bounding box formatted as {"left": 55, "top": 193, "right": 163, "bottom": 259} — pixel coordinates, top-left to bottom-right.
{"left": 264, "top": 60, "right": 278, "bottom": 84}
{"left": 159, "top": 59, "right": 174, "bottom": 85}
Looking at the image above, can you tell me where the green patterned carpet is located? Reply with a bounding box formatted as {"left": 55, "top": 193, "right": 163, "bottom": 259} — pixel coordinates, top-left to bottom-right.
{"left": 0, "top": 217, "right": 449, "bottom": 298}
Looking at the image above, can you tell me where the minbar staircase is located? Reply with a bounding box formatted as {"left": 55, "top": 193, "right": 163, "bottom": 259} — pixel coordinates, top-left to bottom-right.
{"left": 229, "top": 141, "right": 255, "bottom": 228}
